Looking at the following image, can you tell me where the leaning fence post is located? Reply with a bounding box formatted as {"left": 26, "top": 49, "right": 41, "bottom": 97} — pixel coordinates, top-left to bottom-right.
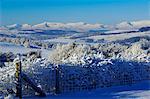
{"left": 14, "top": 54, "right": 22, "bottom": 98}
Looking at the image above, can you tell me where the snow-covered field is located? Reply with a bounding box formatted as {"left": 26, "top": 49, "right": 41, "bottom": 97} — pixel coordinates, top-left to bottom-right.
{"left": 0, "top": 20, "right": 150, "bottom": 98}
{"left": 87, "top": 31, "right": 150, "bottom": 42}
{"left": 0, "top": 42, "right": 51, "bottom": 58}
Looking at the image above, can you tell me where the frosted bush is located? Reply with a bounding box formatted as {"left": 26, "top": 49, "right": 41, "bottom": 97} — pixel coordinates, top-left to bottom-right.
{"left": 49, "top": 43, "right": 125, "bottom": 65}
{"left": 121, "top": 39, "right": 150, "bottom": 62}
{"left": 49, "top": 43, "right": 118, "bottom": 65}
{"left": 49, "top": 40, "right": 150, "bottom": 65}
{"left": 97, "top": 43, "right": 128, "bottom": 58}
{"left": 49, "top": 43, "right": 91, "bottom": 64}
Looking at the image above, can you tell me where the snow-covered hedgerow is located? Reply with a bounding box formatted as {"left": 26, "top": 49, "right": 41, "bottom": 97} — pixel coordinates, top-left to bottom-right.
{"left": 0, "top": 52, "right": 15, "bottom": 62}
{"left": 49, "top": 39, "right": 150, "bottom": 65}
{"left": 96, "top": 43, "right": 128, "bottom": 58}
{"left": 121, "top": 39, "right": 150, "bottom": 62}
{"left": 49, "top": 43, "right": 128, "bottom": 65}
{"left": 0, "top": 37, "right": 54, "bottom": 49}
{"left": 49, "top": 43, "right": 92, "bottom": 65}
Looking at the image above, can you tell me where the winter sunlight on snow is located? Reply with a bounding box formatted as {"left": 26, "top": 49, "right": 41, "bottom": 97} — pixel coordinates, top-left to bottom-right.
{"left": 0, "top": 0, "right": 150, "bottom": 99}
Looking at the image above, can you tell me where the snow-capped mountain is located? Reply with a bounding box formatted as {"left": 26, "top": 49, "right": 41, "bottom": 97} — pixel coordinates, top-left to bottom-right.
{"left": 3, "top": 24, "right": 32, "bottom": 30}
{"left": 6, "top": 24, "right": 22, "bottom": 30}
{"left": 32, "top": 22, "right": 66, "bottom": 30}
{"left": 116, "top": 22, "right": 133, "bottom": 30}
{"left": 132, "top": 20, "right": 150, "bottom": 28}
{"left": 116, "top": 20, "right": 150, "bottom": 30}
{"left": 22, "top": 24, "right": 32, "bottom": 30}
{"left": 1, "top": 20, "right": 150, "bottom": 32}
{"left": 1, "top": 22, "right": 107, "bottom": 32}
{"left": 32, "top": 22, "right": 106, "bottom": 32}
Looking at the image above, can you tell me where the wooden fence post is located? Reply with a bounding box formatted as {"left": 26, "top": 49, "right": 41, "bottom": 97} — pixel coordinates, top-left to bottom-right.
{"left": 15, "top": 55, "right": 22, "bottom": 98}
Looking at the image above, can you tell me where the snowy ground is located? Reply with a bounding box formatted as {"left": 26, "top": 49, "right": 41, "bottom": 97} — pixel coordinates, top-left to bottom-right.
{"left": 0, "top": 42, "right": 51, "bottom": 58}
{"left": 26, "top": 80, "right": 150, "bottom": 99}
{"left": 86, "top": 31, "right": 150, "bottom": 42}
{"left": 0, "top": 20, "right": 150, "bottom": 98}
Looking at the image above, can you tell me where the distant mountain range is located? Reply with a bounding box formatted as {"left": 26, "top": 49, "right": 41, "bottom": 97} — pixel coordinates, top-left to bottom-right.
{"left": 116, "top": 20, "right": 150, "bottom": 30}
{"left": 1, "top": 20, "right": 150, "bottom": 32}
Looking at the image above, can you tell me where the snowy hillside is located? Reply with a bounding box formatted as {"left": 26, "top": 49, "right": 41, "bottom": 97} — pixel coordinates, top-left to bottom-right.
{"left": 0, "top": 20, "right": 150, "bottom": 98}
{"left": 0, "top": 40, "right": 150, "bottom": 96}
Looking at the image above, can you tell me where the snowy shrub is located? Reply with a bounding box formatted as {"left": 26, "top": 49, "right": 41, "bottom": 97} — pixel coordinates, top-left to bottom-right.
{"left": 0, "top": 52, "right": 15, "bottom": 62}
{"left": 49, "top": 43, "right": 128, "bottom": 65}
{"left": 121, "top": 39, "right": 150, "bottom": 62}
{"left": 0, "top": 61, "right": 16, "bottom": 96}
{"left": 140, "top": 39, "right": 150, "bottom": 50}
{"left": 49, "top": 40, "right": 149, "bottom": 65}
{"left": 97, "top": 43, "right": 128, "bottom": 58}
{"left": 49, "top": 43, "right": 95, "bottom": 65}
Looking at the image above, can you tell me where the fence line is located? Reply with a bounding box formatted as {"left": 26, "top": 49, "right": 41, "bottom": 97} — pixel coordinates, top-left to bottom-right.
{"left": 47, "top": 63, "right": 150, "bottom": 94}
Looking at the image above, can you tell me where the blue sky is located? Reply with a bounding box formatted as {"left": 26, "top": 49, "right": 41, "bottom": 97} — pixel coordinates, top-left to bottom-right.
{"left": 0, "top": 0, "right": 150, "bottom": 25}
